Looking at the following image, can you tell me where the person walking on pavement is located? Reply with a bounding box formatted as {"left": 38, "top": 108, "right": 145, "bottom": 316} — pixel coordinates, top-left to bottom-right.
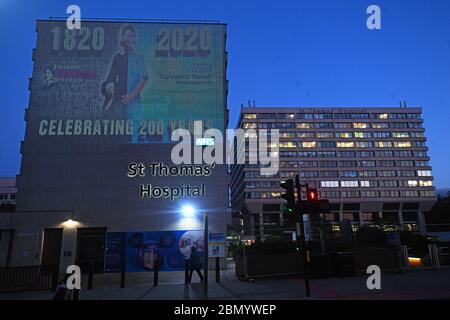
{"left": 188, "top": 246, "right": 204, "bottom": 283}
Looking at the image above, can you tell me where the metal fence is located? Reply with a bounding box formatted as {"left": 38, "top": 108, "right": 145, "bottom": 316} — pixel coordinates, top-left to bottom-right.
{"left": 0, "top": 265, "right": 58, "bottom": 293}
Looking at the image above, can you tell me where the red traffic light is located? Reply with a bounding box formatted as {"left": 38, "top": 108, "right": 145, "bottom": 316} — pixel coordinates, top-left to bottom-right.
{"left": 306, "top": 189, "right": 318, "bottom": 201}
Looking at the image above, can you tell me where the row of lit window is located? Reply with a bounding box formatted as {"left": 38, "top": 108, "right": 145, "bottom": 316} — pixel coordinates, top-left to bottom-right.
{"left": 242, "top": 122, "right": 423, "bottom": 130}
{"left": 244, "top": 169, "right": 432, "bottom": 178}
{"left": 244, "top": 190, "right": 434, "bottom": 199}
{"left": 243, "top": 113, "right": 422, "bottom": 121}
{"left": 269, "top": 141, "right": 417, "bottom": 148}
{"left": 277, "top": 160, "right": 429, "bottom": 168}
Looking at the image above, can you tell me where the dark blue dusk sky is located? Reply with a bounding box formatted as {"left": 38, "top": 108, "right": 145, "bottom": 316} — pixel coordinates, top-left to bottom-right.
{"left": 0, "top": 0, "right": 449, "bottom": 187}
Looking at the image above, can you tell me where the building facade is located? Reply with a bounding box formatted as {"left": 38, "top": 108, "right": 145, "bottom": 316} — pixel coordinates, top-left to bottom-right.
{"left": 0, "top": 20, "right": 230, "bottom": 272}
{"left": 231, "top": 107, "right": 436, "bottom": 241}
{"left": 0, "top": 177, "right": 16, "bottom": 206}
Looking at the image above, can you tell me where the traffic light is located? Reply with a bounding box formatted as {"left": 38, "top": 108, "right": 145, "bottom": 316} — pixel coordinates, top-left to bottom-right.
{"left": 306, "top": 188, "right": 318, "bottom": 202}
{"left": 280, "top": 179, "right": 296, "bottom": 213}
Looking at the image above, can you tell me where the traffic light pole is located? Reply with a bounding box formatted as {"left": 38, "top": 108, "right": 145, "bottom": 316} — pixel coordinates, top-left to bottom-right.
{"left": 295, "top": 174, "right": 311, "bottom": 298}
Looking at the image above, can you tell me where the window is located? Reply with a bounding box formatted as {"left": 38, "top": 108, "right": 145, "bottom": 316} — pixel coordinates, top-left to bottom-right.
{"left": 320, "top": 191, "right": 341, "bottom": 198}
{"left": 279, "top": 141, "right": 297, "bottom": 148}
{"left": 281, "top": 161, "right": 299, "bottom": 168}
{"left": 297, "top": 122, "right": 314, "bottom": 129}
{"left": 298, "top": 113, "right": 313, "bottom": 120}
{"left": 356, "top": 141, "right": 373, "bottom": 148}
{"left": 375, "top": 141, "right": 393, "bottom": 148}
{"left": 390, "top": 113, "right": 408, "bottom": 119}
{"left": 409, "top": 122, "right": 422, "bottom": 129}
{"left": 372, "top": 122, "right": 389, "bottom": 129}
{"left": 417, "top": 170, "right": 432, "bottom": 177}
{"left": 358, "top": 151, "right": 375, "bottom": 158}
{"left": 379, "top": 170, "right": 397, "bottom": 177}
{"left": 378, "top": 160, "right": 395, "bottom": 167}
{"left": 339, "top": 160, "right": 357, "bottom": 167}
{"left": 407, "top": 113, "right": 422, "bottom": 119}
{"left": 315, "top": 122, "right": 333, "bottom": 129}
{"left": 380, "top": 190, "right": 399, "bottom": 198}
{"left": 278, "top": 122, "right": 295, "bottom": 129}
{"left": 402, "top": 190, "right": 419, "bottom": 198}
{"left": 413, "top": 141, "right": 427, "bottom": 147}
{"left": 302, "top": 141, "right": 316, "bottom": 148}
{"left": 338, "top": 151, "right": 356, "bottom": 158}
{"left": 0, "top": 193, "right": 8, "bottom": 201}
{"left": 341, "top": 170, "right": 358, "bottom": 178}
{"left": 300, "top": 171, "right": 319, "bottom": 178}
{"left": 359, "top": 160, "right": 376, "bottom": 167}
{"left": 398, "top": 170, "right": 416, "bottom": 177}
{"left": 243, "top": 113, "right": 257, "bottom": 119}
{"left": 407, "top": 180, "right": 418, "bottom": 187}
{"left": 316, "top": 132, "right": 335, "bottom": 138}
{"left": 415, "top": 151, "right": 428, "bottom": 157}
{"left": 245, "top": 192, "right": 260, "bottom": 199}
{"left": 245, "top": 181, "right": 260, "bottom": 189}
{"left": 280, "top": 151, "right": 298, "bottom": 158}
{"left": 341, "top": 181, "right": 359, "bottom": 187}
{"left": 394, "top": 141, "right": 412, "bottom": 148}
{"left": 342, "top": 191, "right": 360, "bottom": 198}
{"left": 258, "top": 113, "right": 276, "bottom": 119}
{"left": 334, "top": 122, "right": 353, "bottom": 129}
{"left": 318, "top": 151, "right": 336, "bottom": 158}
{"left": 391, "top": 122, "right": 409, "bottom": 129}
{"left": 261, "top": 192, "right": 281, "bottom": 199}
{"left": 374, "top": 113, "right": 389, "bottom": 120}
{"left": 321, "top": 181, "right": 339, "bottom": 188}
{"left": 298, "top": 161, "right": 317, "bottom": 168}
{"left": 415, "top": 161, "right": 429, "bottom": 167}
{"left": 410, "top": 132, "right": 425, "bottom": 138}
{"left": 420, "top": 190, "right": 435, "bottom": 197}
{"left": 354, "top": 132, "right": 372, "bottom": 139}
{"left": 397, "top": 160, "right": 414, "bottom": 167}
{"left": 280, "top": 171, "right": 297, "bottom": 178}
{"left": 315, "top": 113, "right": 333, "bottom": 119}
{"left": 335, "top": 132, "right": 353, "bottom": 138}
{"left": 320, "top": 171, "right": 339, "bottom": 178}
{"left": 337, "top": 141, "right": 355, "bottom": 148}
{"left": 243, "top": 122, "right": 257, "bottom": 129}
{"left": 361, "top": 191, "right": 380, "bottom": 198}
{"left": 373, "top": 132, "right": 391, "bottom": 138}
{"left": 259, "top": 122, "right": 276, "bottom": 129}
{"left": 245, "top": 171, "right": 260, "bottom": 178}
{"left": 297, "top": 132, "right": 315, "bottom": 138}
{"left": 353, "top": 122, "right": 370, "bottom": 129}
{"left": 375, "top": 150, "right": 394, "bottom": 158}
{"left": 360, "top": 180, "right": 372, "bottom": 187}
{"left": 334, "top": 113, "right": 352, "bottom": 119}
{"left": 359, "top": 170, "right": 377, "bottom": 177}
{"left": 395, "top": 151, "right": 413, "bottom": 157}
{"left": 317, "top": 141, "right": 335, "bottom": 148}
{"left": 261, "top": 181, "right": 280, "bottom": 188}
{"left": 393, "top": 132, "right": 410, "bottom": 138}
{"left": 319, "top": 161, "right": 338, "bottom": 168}
{"left": 351, "top": 113, "right": 369, "bottom": 119}
{"left": 280, "top": 132, "right": 296, "bottom": 139}
{"left": 278, "top": 113, "right": 296, "bottom": 120}
{"left": 298, "top": 151, "right": 317, "bottom": 157}
{"left": 379, "top": 180, "right": 397, "bottom": 187}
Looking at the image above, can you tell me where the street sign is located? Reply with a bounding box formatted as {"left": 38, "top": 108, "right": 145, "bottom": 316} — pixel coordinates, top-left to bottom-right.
{"left": 208, "top": 233, "right": 225, "bottom": 258}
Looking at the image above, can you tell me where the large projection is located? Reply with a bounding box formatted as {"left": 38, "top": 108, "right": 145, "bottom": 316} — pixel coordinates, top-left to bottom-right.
{"left": 32, "top": 20, "right": 226, "bottom": 144}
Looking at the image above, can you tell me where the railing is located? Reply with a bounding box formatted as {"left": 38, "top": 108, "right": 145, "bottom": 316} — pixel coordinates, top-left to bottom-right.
{"left": 0, "top": 265, "right": 58, "bottom": 293}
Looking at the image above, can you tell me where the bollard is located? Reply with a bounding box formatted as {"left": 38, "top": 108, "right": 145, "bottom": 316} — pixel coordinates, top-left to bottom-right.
{"left": 73, "top": 288, "right": 79, "bottom": 301}
{"left": 120, "top": 261, "right": 126, "bottom": 288}
{"left": 215, "top": 257, "right": 220, "bottom": 283}
{"left": 88, "top": 262, "right": 94, "bottom": 290}
{"left": 153, "top": 266, "right": 159, "bottom": 286}
{"left": 185, "top": 258, "right": 190, "bottom": 284}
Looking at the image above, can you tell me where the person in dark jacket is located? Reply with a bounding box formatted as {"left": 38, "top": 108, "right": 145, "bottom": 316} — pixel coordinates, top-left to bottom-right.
{"left": 52, "top": 274, "right": 72, "bottom": 300}
{"left": 188, "top": 246, "right": 204, "bottom": 283}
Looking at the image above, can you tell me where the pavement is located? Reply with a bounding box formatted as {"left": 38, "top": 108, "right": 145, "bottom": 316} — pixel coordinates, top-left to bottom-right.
{"left": 1, "top": 264, "right": 450, "bottom": 300}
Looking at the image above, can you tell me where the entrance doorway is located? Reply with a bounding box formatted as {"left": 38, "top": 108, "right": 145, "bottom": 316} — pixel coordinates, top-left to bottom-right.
{"left": 76, "top": 227, "right": 107, "bottom": 273}
{"left": 0, "top": 230, "right": 14, "bottom": 267}
{"left": 41, "top": 228, "right": 63, "bottom": 267}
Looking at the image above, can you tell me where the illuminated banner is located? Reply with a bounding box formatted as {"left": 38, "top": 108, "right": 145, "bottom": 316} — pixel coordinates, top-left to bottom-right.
{"left": 33, "top": 20, "right": 226, "bottom": 144}
{"left": 105, "top": 230, "right": 204, "bottom": 272}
